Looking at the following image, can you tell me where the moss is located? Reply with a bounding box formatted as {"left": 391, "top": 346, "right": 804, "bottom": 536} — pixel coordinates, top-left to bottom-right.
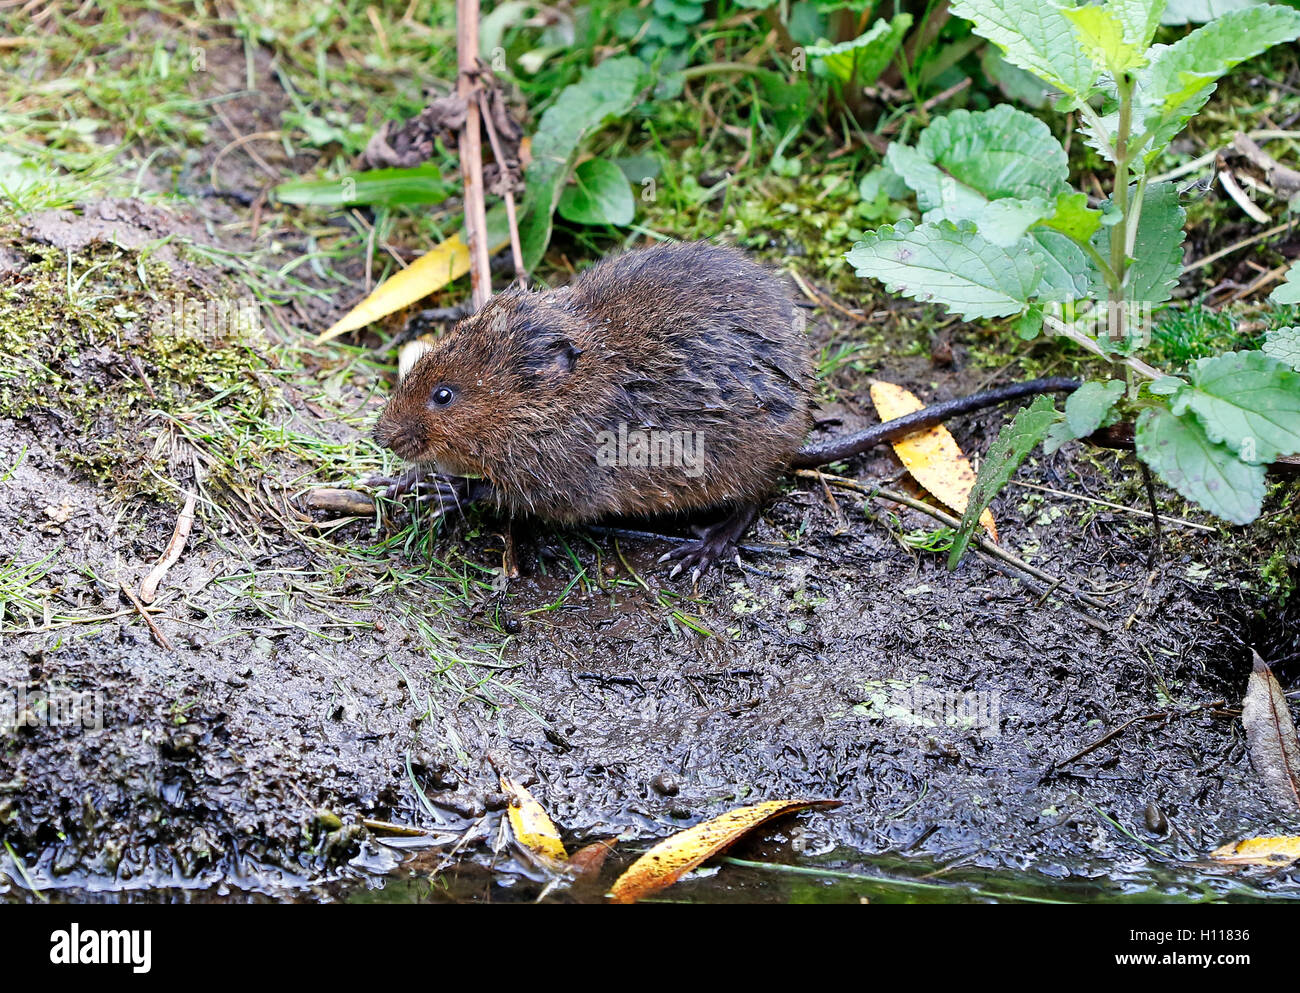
{"left": 0, "top": 239, "right": 275, "bottom": 499}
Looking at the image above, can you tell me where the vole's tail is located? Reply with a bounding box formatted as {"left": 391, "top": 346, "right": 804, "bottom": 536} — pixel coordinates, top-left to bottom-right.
{"left": 792, "top": 377, "right": 1081, "bottom": 469}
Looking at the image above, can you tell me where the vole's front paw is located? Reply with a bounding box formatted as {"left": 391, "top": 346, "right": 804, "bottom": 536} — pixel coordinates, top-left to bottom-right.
{"left": 366, "top": 470, "right": 474, "bottom": 516}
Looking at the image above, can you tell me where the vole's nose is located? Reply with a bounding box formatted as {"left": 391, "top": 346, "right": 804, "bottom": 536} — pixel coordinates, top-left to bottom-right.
{"left": 374, "top": 415, "right": 427, "bottom": 461}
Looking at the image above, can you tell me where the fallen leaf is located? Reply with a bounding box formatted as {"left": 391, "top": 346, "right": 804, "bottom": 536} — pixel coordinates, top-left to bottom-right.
{"left": 317, "top": 204, "right": 511, "bottom": 343}
{"left": 501, "top": 775, "right": 567, "bottom": 861}
{"left": 567, "top": 838, "right": 617, "bottom": 881}
{"left": 317, "top": 235, "right": 471, "bottom": 343}
{"left": 869, "top": 380, "right": 998, "bottom": 542}
{"left": 608, "top": 798, "right": 841, "bottom": 904}
{"left": 1241, "top": 650, "right": 1300, "bottom": 814}
{"left": 1210, "top": 836, "right": 1300, "bottom": 866}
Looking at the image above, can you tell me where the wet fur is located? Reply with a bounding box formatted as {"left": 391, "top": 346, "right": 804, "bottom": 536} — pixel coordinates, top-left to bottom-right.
{"left": 375, "top": 241, "right": 812, "bottom": 524}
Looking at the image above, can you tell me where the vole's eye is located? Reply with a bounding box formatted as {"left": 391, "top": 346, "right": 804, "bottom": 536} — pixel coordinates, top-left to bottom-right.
{"left": 429, "top": 386, "right": 456, "bottom": 408}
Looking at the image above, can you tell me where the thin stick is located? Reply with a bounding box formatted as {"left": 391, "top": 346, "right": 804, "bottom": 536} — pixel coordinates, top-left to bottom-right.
{"left": 121, "top": 581, "right": 175, "bottom": 652}
{"left": 1185, "top": 219, "right": 1293, "bottom": 273}
{"left": 802, "top": 471, "right": 1110, "bottom": 613}
{"left": 1042, "top": 314, "right": 1163, "bottom": 380}
{"left": 478, "top": 90, "right": 526, "bottom": 288}
{"left": 456, "top": 0, "right": 492, "bottom": 311}
{"left": 1009, "top": 480, "right": 1213, "bottom": 532}
{"left": 1139, "top": 461, "right": 1163, "bottom": 569}
{"left": 139, "top": 491, "right": 197, "bottom": 604}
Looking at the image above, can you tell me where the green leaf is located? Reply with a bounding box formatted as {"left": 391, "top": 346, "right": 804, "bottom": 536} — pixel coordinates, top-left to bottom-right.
{"left": 557, "top": 158, "right": 634, "bottom": 226}
{"left": 1016, "top": 303, "right": 1045, "bottom": 339}
{"left": 915, "top": 104, "right": 1070, "bottom": 202}
{"left": 885, "top": 105, "right": 1066, "bottom": 246}
{"left": 273, "top": 164, "right": 452, "bottom": 209}
{"left": 1090, "top": 181, "right": 1185, "bottom": 308}
{"left": 1161, "top": 0, "right": 1262, "bottom": 24}
{"left": 845, "top": 219, "right": 1044, "bottom": 319}
{"left": 1263, "top": 327, "right": 1300, "bottom": 371}
{"left": 1148, "top": 374, "right": 1186, "bottom": 395}
{"left": 1028, "top": 229, "right": 1098, "bottom": 300}
{"left": 519, "top": 57, "right": 650, "bottom": 270}
{"left": 1113, "top": 0, "right": 1169, "bottom": 46}
{"left": 1040, "top": 190, "right": 1103, "bottom": 243}
{"left": 947, "top": 394, "right": 1060, "bottom": 569}
{"left": 1136, "top": 406, "right": 1265, "bottom": 524}
{"left": 1062, "top": 4, "right": 1147, "bottom": 75}
{"left": 1065, "top": 379, "right": 1126, "bottom": 438}
{"left": 1134, "top": 5, "right": 1300, "bottom": 165}
{"left": 1271, "top": 260, "right": 1300, "bottom": 304}
{"left": 980, "top": 47, "right": 1054, "bottom": 108}
{"left": 807, "top": 13, "right": 913, "bottom": 87}
{"left": 1172, "top": 349, "right": 1300, "bottom": 464}
{"left": 948, "top": 0, "right": 1098, "bottom": 102}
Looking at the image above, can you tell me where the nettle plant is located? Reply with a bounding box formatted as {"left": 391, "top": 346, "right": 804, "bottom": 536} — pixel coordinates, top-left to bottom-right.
{"left": 845, "top": 0, "right": 1300, "bottom": 564}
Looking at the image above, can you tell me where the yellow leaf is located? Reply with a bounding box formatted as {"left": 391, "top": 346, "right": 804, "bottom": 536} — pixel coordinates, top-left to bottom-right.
{"left": 608, "top": 798, "right": 841, "bottom": 904}
{"left": 501, "top": 776, "right": 567, "bottom": 862}
{"left": 869, "top": 380, "right": 998, "bottom": 542}
{"left": 1210, "top": 836, "right": 1300, "bottom": 866}
{"left": 317, "top": 235, "right": 472, "bottom": 343}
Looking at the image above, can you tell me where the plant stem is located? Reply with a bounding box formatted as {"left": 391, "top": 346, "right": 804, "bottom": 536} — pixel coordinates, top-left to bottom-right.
{"left": 1108, "top": 75, "right": 1134, "bottom": 344}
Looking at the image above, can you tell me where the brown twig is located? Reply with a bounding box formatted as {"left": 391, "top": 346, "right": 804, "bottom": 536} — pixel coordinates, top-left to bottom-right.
{"left": 1047, "top": 700, "right": 1225, "bottom": 775}
{"left": 121, "top": 581, "right": 175, "bottom": 651}
{"left": 457, "top": 0, "right": 492, "bottom": 311}
{"left": 139, "top": 491, "right": 197, "bottom": 604}
{"left": 478, "top": 89, "right": 526, "bottom": 288}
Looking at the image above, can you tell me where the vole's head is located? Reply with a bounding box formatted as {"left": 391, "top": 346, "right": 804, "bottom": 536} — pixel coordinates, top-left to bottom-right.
{"left": 374, "top": 288, "right": 584, "bottom": 477}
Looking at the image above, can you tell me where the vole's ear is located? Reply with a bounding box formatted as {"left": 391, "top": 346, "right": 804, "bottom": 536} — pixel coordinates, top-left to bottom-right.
{"left": 524, "top": 334, "right": 582, "bottom": 382}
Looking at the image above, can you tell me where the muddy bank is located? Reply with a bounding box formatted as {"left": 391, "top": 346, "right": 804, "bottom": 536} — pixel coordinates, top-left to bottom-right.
{"left": 1, "top": 208, "right": 1298, "bottom": 900}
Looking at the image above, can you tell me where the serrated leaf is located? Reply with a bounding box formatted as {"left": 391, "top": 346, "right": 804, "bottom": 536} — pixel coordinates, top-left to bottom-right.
{"left": 807, "top": 13, "right": 913, "bottom": 87}
{"left": 519, "top": 57, "right": 650, "bottom": 271}
{"left": 1062, "top": 5, "right": 1147, "bottom": 75}
{"left": 1134, "top": 5, "right": 1300, "bottom": 165}
{"left": 947, "top": 394, "right": 1059, "bottom": 569}
{"left": 1162, "top": 0, "right": 1261, "bottom": 24}
{"left": 1135, "top": 406, "right": 1265, "bottom": 524}
{"left": 1065, "top": 379, "right": 1127, "bottom": 438}
{"left": 1029, "top": 229, "right": 1099, "bottom": 300}
{"left": 1091, "top": 181, "right": 1185, "bottom": 307}
{"left": 1272, "top": 260, "right": 1300, "bottom": 304}
{"left": 917, "top": 105, "right": 1070, "bottom": 202}
{"left": 980, "top": 47, "right": 1054, "bottom": 108}
{"left": 846, "top": 219, "right": 1044, "bottom": 319}
{"left": 1175, "top": 349, "right": 1300, "bottom": 464}
{"left": 1263, "top": 327, "right": 1300, "bottom": 371}
{"left": 557, "top": 158, "right": 634, "bottom": 226}
{"left": 1040, "top": 190, "right": 1103, "bottom": 243}
{"left": 949, "top": 0, "right": 1098, "bottom": 101}
{"left": 886, "top": 107, "right": 1065, "bottom": 247}
{"left": 1148, "top": 374, "right": 1186, "bottom": 395}
{"left": 1113, "top": 0, "right": 1169, "bottom": 46}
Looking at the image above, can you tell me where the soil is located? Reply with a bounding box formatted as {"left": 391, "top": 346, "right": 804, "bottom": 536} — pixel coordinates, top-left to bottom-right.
{"left": 2, "top": 23, "right": 1300, "bottom": 905}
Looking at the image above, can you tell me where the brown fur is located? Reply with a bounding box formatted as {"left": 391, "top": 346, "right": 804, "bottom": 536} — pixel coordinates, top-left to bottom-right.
{"left": 375, "top": 241, "right": 812, "bottom": 523}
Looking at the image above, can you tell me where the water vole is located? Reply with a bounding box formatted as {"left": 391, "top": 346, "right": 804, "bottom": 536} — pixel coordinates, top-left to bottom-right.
{"left": 374, "top": 240, "right": 1077, "bottom": 577}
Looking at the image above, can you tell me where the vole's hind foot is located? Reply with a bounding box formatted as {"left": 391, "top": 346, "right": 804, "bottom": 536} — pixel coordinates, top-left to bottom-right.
{"left": 658, "top": 505, "right": 759, "bottom": 582}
